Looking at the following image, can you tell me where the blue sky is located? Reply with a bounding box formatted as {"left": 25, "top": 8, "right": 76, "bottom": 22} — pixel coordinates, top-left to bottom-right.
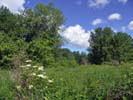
{"left": 0, "top": 0, "right": 133, "bottom": 52}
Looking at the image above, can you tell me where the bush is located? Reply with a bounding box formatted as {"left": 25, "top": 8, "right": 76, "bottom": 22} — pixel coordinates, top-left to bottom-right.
{"left": 27, "top": 40, "right": 55, "bottom": 67}
{"left": 15, "top": 60, "right": 54, "bottom": 99}
{"left": 55, "top": 59, "right": 79, "bottom": 68}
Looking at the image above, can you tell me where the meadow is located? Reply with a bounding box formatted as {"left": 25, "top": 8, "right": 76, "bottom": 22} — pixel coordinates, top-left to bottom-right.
{"left": 0, "top": 63, "right": 132, "bottom": 100}
{"left": 0, "top": 2, "right": 133, "bottom": 100}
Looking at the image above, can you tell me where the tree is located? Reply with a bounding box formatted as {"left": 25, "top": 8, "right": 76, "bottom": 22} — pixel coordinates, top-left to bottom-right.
{"left": 88, "top": 27, "right": 114, "bottom": 64}
{"left": 73, "top": 51, "right": 88, "bottom": 65}
{"left": 23, "top": 3, "right": 64, "bottom": 66}
{"left": 0, "top": 3, "right": 65, "bottom": 68}
{"left": 88, "top": 27, "right": 133, "bottom": 64}
{"left": 112, "top": 32, "right": 133, "bottom": 63}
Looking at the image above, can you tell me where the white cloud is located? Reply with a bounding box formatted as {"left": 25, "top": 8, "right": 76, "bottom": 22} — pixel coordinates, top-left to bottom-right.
{"left": 128, "top": 21, "right": 133, "bottom": 30}
{"left": 88, "top": 0, "right": 110, "bottom": 8}
{"left": 108, "top": 13, "right": 122, "bottom": 20}
{"left": 92, "top": 18, "right": 103, "bottom": 26}
{"left": 118, "top": 0, "right": 128, "bottom": 4}
{"left": 88, "top": 0, "right": 128, "bottom": 8}
{"left": 59, "top": 25, "right": 91, "bottom": 48}
{"left": 0, "top": 0, "right": 26, "bottom": 13}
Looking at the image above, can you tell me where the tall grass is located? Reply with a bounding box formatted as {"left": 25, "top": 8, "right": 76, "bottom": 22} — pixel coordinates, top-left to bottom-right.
{"left": 0, "top": 70, "right": 14, "bottom": 99}
{"left": 45, "top": 64, "right": 133, "bottom": 100}
{"left": 0, "top": 64, "right": 133, "bottom": 100}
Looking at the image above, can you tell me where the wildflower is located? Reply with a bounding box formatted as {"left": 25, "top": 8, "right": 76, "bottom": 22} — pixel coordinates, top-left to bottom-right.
{"left": 25, "top": 60, "right": 32, "bottom": 63}
{"left": 38, "top": 66, "right": 44, "bottom": 71}
{"left": 31, "top": 73, "right": 36, "bottom": 76}
{"left": 16, "top": 85, "right": 21, "bottom": 90}
{"left": 43, "top": 75, "right": 48, "bottom": 79}
{"left": 48, "top": 80, "right": 53, "bottom": 83}
{"left": 20, "top": 65, "right": 26, "bottom": 68}
{"left": 26, "top": 64, "right": 31, "bottom": 67}
{"left": 29, "top": 85, "right": 33, "bottom": 89}
{"left": 37, "top": 74, "right": 47, "bottom": 79}
{"left": 33, "top": 66, "right": 38, "bottom": 68}
{"left": 37, "top": 74, "right": 44, "bottom": 78}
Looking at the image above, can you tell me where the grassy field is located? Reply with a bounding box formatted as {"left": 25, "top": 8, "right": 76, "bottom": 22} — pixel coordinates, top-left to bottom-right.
{"left": 0, "top": 70, "right": 15, "bottom": 99}
{"left": 45, "top": 64, "right": 133, "bottom": 100}
{"left": 0, "top": 64, "right": 133, "bottom": 100}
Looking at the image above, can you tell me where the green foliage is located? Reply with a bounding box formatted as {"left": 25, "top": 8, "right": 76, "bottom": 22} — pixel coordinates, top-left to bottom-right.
{"left": 73, "top": 51, "right": 89, "bottom": 65}
{"left": 0, "top": 3, "right": 133, "bottom": 99}
{"left": 56, "top": 59, "right": 79, "bottom": 68}
{"left": 54, "top": 48, "right": 88, "bottom": 66}
{"left": 0, "top": 63, "right": 133, "bottom": 99}
{"left": 112, "top": 32, "right": 133, "bottom": 62}
{"left": 15, "top": 60, "right": 54, "bottom": 99}
{"left": 0, "top": 3, "right": 64, "bottom": 68}
{"left": 27, "top": 39, "right": 54, "bottom": 67}
{"left": 44, "top": 64, "right": 133, "bottom": 100}
{"left": 0, "top": 70, "right": 14, "bottom": 99}
{"left": 89, "top": 27, "right": 133, "bottom": 64}
{"left": 0, "top": 33, "right": 17, "bottom": 68}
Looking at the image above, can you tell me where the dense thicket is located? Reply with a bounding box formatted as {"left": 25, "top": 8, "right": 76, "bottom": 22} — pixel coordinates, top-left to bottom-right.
{"left": 0, "top": 3, "right": 64, "bottom": 68}
{"left": 88, "top": 27, "right": 133, "bottom": 64}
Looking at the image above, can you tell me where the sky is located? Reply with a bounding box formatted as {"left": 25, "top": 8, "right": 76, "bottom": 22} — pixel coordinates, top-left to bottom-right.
{"left": 0, "top": 0, "right": 133, "bottom": 52}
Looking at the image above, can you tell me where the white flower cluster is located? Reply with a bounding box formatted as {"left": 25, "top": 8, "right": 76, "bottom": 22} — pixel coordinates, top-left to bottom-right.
{"left": 25, "top": 60, "right": 32, "bottom": 63}
{"left": 38, "top": 66, "right": 44, "bottom": 71}
{"left": 17, "top": 59, "right": 54, "bottom": 91}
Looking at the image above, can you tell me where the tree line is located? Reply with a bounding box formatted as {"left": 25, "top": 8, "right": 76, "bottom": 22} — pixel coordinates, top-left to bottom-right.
{"left": 0, "top": 3, "right": 133, "bottom": 69}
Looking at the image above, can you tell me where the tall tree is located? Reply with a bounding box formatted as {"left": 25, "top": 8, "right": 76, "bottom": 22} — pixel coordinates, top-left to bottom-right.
{"left": 112, "top": 32, "right": 133, "bottom": 63}
{"left": 0, "top": 3, "right": 65, "bottom": 68}
{"left": 88, "top": 27, "right": 133, "bottom": 64}
{"left": 89, "top": 27, "right": 114, "bottom": 64}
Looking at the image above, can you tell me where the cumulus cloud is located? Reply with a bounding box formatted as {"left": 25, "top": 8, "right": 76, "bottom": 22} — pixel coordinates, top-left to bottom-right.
{"left": 118, "top": 0, "right": 128, "bottom": 4}
{"left": 59, "top": 25, "right": 91, "bottom": 48}
{"left": 0, "top": 0, "right": 26, "bottom": 13}
{"left": 128, "top": 21, "right": 133, "bottom": 30}
{"left": 108, "top": 13, "right": 122, "bottom": 20}
{"left": 92, "top": 18, "right": 103, "bottom": 26}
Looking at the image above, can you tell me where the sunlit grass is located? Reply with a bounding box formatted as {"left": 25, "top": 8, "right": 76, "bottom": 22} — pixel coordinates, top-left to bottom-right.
{"left": 45, "top": 64, "right": 133, "bottom": 100}
{"left": 0, "top": 63, "right": 133, "bottom": 99}
{"left": 0, "top": 70, "right": 14, "bottom": 99}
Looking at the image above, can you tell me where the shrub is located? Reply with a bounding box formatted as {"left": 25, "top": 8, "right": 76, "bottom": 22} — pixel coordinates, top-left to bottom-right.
{"left": 15, "top": 60, "right": 54, "bottom": 99}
